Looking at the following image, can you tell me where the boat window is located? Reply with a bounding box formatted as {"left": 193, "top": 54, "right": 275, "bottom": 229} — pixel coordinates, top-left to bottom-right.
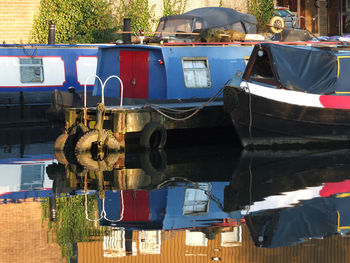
{"left": 248, "top": 50, "right": 275, "bottom": 81}
{"left": 19, "top": 58, "right": 44, "bottom": 83}
{"left": 182, "top": 58, "right": 211, "bottom": 88}
{"left": 183, "top": 182, "right": 210, "bottom": 215}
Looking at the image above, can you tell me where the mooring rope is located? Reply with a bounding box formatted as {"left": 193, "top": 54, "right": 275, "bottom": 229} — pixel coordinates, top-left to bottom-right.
{"left": 148, "top": 84, "right": 225, "bottom": 121}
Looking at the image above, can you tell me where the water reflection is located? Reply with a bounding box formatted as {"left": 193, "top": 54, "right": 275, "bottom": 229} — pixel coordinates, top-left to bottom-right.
{"left": 3, "top": 140, "right": 350, "bottom": 262}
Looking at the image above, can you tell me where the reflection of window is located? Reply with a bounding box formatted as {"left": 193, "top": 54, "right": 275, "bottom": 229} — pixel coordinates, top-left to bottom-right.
{"left": 182, "top": 58, "right": 211, "bottom": 88}
{"left": 183, "top": 183, "right": 210, "bottom": 215}
{"left": 19, "top": 58, "right": 44, "bottom": 83}
{"left": 103, "top": 229, "right": 126, "bottom": 257}
{"left": 139, "top": 230, "right": 161, "bottom": 254}
{"left": 185, "top": 230, "right": 208, "bottom": 246}
{"left": 221, "top": 226, "right": 242, "bottom": 247}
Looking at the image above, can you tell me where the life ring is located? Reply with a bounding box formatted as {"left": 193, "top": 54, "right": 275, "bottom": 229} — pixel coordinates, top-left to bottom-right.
{"left": 75, "top": 129, "right": 120, "bottom": 154}
{"left": 139, "top": 149, "right": 167, "bottom": 176}
{"left": 139, "top": 122, "right": 167, "bottom": 149}
{"left": 76, "top": 151, "right": 120, "bottom": 171}
{"left": 269, "top": 16, "right": 284, "bottom": 34}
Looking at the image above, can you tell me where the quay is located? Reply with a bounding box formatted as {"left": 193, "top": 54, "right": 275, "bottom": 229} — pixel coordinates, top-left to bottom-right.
{"left": 56, "top": 99, "right": 232, "bottom": 164}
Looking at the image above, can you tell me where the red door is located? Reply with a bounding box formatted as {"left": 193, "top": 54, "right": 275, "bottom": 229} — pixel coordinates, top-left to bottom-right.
{"left": 121, "top": 190, "right": 150, "bottom": 222}
{"left": 119, "top": 51, "right": 149, "bottom": 99}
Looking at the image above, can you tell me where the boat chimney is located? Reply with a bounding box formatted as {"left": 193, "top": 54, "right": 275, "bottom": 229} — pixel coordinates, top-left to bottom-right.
{"left": 48, "top": 20, "right": 56, "bottom": 44}
{"left": 123, "top": 18, "right": 131, "bottom": 44}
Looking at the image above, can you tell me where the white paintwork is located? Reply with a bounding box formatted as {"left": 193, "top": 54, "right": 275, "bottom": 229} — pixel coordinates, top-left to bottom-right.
{"left": 76, "top": 56, "right": 98, "bottom": 85}
{"left": 240, "top": 82, "right": 324, "bottom": 108}
{"left": 241, "top": 185, "right": 324, "bottom": 215}
{"left": 0, "top": 160, "right": 55, "bottom": 195}
{"left": 0, "top": 56, "right": 65, "bottom": 87}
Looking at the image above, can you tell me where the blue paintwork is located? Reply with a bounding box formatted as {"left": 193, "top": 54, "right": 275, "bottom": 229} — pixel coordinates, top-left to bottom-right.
{"left": 93, "top": 44, "right": 253, "bottom": 100}
{"left": 96, "top": 182, "right": 242, "bottom": 230}
{"left": 0, "top": 44, "right": 103, "bottom": 92}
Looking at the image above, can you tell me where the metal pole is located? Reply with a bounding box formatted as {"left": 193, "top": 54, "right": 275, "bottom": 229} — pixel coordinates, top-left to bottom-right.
{"left": 48, "top": 20, "right": 56, "bottom": 44}
{"left": 123, "top": 18, "right": 131, "bottom": 44}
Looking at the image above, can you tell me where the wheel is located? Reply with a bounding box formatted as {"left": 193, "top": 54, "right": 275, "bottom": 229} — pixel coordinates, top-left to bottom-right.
{"left": 269, "top": 16, "right": 284, "bottom": 34}
{"left": 139, "top": 122, "right": 167, "bottom": 149}
{"left": 75, "top": 129, "right": 120, "bottom": 154}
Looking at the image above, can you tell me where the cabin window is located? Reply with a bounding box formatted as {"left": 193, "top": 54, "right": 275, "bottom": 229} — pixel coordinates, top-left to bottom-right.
{"left": 19, "top": 58, "right": 44, "bottom": 83}
{"left": 183, "top": 183, "right": 210, "bottom": 215}
{"left": 182, "top": 58, "right": 211, "bottom": 88}
{"left": 248, "top": 49, "right": 275, "bottom": 83}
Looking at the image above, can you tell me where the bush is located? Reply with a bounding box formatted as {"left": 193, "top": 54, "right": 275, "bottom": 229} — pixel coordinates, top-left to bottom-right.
{"left": 31, "top": 0, "right": 118, "bottom": 44}
{"left": 115, "top": 0, "right": 156, "bottom": 33}
{"left": 248, "top": 0, "right": 274, "bottom": 33}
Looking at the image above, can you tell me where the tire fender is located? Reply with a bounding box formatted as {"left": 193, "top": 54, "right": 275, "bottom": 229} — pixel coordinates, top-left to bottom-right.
{"left": 75, "top": 129, "right": 120, "bottom": 154}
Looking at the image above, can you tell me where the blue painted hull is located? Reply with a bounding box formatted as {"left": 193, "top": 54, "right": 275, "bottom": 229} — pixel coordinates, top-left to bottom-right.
{"left": 0, "top": 44, "right": 103, "bottom": 93}
{"left": 94, "top": 44, "right": 253, "bottom": 101}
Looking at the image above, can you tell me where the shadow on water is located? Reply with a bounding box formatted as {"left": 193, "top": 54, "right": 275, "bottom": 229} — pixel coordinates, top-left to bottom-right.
{"left": 4, "top": 129, "right": 350, "bottom": 261}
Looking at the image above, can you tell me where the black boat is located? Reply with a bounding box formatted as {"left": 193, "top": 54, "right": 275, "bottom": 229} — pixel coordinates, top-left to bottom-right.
{"left": 223, "top": 43, "right": 350, "bottom": 148}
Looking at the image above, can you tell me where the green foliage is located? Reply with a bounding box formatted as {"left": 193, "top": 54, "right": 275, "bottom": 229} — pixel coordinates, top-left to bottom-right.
{"left": 31, "top": 0, "right": 118, "bottom": 44}
{"left": 248, "top": 0, "right": 274, "bottom": 33}
{"left": 42, "top": 194, "right": 104, "bottom": 261}
{"left": 163, "top": 0, "right": 187, "bottom": 16}
{"left": 116, "top": 0, "right": 155, "bottom": 32}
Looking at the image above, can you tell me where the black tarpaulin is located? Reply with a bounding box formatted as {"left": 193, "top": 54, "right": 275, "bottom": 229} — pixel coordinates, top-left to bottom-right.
{"left": 247, "top": 43, "right": 338, "bottom": 94}
{"left": 156, "top": 7, "right": 257, "bottom": 34}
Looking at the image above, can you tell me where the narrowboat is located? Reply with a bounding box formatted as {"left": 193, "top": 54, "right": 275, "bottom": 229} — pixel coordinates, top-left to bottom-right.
{"left": 223, "top": 43, "right": 350, "bottom": 148}
{"left": 0, "top": 44, "right": 104, "bottom": 125}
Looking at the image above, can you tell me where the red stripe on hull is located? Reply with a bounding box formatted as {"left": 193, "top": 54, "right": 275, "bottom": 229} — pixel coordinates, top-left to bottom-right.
{"left": 319, "top": 95, "right": 350, "bottom": 109}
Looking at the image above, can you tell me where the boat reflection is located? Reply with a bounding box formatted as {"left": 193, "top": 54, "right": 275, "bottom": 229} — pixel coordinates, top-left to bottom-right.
{"left": 225, "top": 149, "right": 350, "bottom": 248}
{"left": 4, "top": 145, "right": 350, "bottom": 261}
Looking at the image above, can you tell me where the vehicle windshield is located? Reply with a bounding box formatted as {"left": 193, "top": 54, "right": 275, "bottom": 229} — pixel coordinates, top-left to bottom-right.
{"left": 156, "top": 18, "right": 196, "bottom": 34}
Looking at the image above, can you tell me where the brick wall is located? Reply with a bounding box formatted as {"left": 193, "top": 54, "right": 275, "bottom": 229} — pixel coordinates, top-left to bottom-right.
{"left": 0, "top": 0, "right": 41, "bottom": 44}
{"left": 0, "top": 202, "right": 63, "bottom": 262}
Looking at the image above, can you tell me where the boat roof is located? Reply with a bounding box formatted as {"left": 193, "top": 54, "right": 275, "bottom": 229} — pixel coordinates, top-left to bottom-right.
{"left": 243, "top": 43, "right": 350, "bottom": 94}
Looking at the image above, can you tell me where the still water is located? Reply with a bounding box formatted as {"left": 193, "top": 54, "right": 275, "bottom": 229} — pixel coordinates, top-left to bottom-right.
{"left": 1, "top": 126, "right": 350, "bottom": 263}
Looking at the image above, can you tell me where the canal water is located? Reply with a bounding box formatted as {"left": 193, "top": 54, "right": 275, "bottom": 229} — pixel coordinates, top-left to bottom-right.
{"left": 1, "top": 126, "right": 350, "bottom": 263}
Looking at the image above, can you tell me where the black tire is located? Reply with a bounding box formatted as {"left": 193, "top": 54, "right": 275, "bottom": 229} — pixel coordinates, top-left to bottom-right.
{"left": 269, "top": 16, "right": 284, "bottom": 34}
{"left": 75, "top": 129, "right": 120, "bottom": 154}
{"left": 139, "top": 149, "right": 167, "bottom": 176}
{"left": 64, "top": 123, "right": 89, "bottom": 163}
{"left": 140, "top": 122, "right": 167, "bottom": 149}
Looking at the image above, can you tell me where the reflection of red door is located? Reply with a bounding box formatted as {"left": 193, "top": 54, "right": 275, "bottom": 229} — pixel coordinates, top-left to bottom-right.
{"left": 122, "top": 190, "right": 150, "bottom": 222}
{"left": 119, "top": 51, "right": 149, "bottom": 99}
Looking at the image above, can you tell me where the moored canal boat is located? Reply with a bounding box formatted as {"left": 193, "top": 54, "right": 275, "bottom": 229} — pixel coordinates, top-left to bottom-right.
{"left": 0, "top": 43, "right": 106, "bottom": 125}
{"left": 223, "top": 42, "right": 350, "bottom": 148}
